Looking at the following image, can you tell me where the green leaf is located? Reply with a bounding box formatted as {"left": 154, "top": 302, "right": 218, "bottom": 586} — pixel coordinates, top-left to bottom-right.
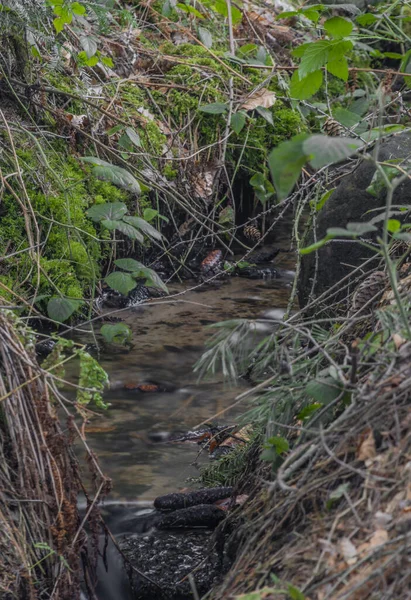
{"left": 107, "top": 124, "right": 124, "bottom": 136}
{"left": 315, "top": 187, "right": 335, "bottom": 211}
{"left": 114, "top": 258, "right": 145, "bottom": 272}
{"left": 100, "top": 323, "right": 132, "bottom": 345}
{"left": 81, "top": 157, "right": 141, "bottom": 194}
{"left": 303, "top": 135, "right": 362, "bottom": 169}
{"left": 356, "top": 13, "right": 377, "bottom": 26}
{"left": 143, "top": 208, "right": 160, "bottom": 222}
{"left": 265, "top": 435, "right": 289, "bottom": 455}
{"left": 125, "top": 127, "right": 142, "bottom": 148}
{"left": 324, "top": 16, "right": 353, "bottom": 38}
{"left": 86, "top": 202, "right": 128, "bottom": 222}
{"left": 105, "top": 272, "right": 137, "bottom": 295}
{"left": 387, "top": 219, "right": 401, "bottom": 233}
{"left": 328, "top": 39, "right": 353, "bottom": 62}
{"left": 329, "top": 482, "right": 350, "bottom": 500}
{"left": 326, "top": 56, "right": 348, "bottom": 81}
{"left": 132, "top": 267, "right": 168, "bottom": 293}
{"left": 177, "top": 3, "right": 204, "bottom": 18}
{"left": 47, "top": 298, "right": 80, "bottom": 323}
{"left": 303, "top": 9, "right": 320, "bottom": 23}
{"left": 198, "top": 26, "right": 212, "bottom": 48}
{"left": 102, "top": 220, "right": 144, "bottom": 242}
{"left": 332, "top": 107, "right": 360, "bottom": 128}
{"left": 237, "top": 43, "right": 258, "bottom": 57}
{"left": 298, "top": 402, "right": 322, "bottom": 419}
{"left": 290, "top": 69, "right": 323, "bottom": 100}
{"left": 101, "top": 55, "right": 114, "bottom": 68}
{"left": 400, "top": 49, "right": 411, "bottom": 89}
{"left": 213, "top": 0, "right": 242, "bottom": 24}
{"left": 123, "top": 215, "right": 163, "bottom": 240}
{"left": 268, "top": 134, "right": 309, "bottom": 200}
{"left": 288, "top": 584, "right": 306, "bottom": 600}
{"left": 80, "top": 35, "right": 97, "bottom": 58}
{"left": 276, "top": 10, "right": 298, "bottom": 19}
{"left": 298, "top": 40, "right": 331, "bottom": 79}
{"left": 255, "top": 106, "right": 274, "bottom": 125}
{"left": 231, "top": 111, "right": 246, "bottom": 134}
{"left": 162, "top": 0, "right": 173, "bottom": 17}
{"left": 53, "top": 16, "right": 65, "bottom": 32}
{"left": 72, "top": 2, "right": 86, "bottom": 15}
{"left": 306, "top": 376, "right": 343, "bottom": 404}
{"left": 291, "top": 42, "right": 312, "bottom": 59}
{"left": 198, "top": 102, "right": 228, "bottom": 114}
{"left": 300, "top": 237, "right": 328, "bottom": 255}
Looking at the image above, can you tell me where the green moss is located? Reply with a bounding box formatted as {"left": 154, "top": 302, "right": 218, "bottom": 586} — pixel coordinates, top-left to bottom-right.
{"left": 163, "top": 163, "right": 178, "bottom": 180}
{"left": 40, "top": 258, "right": 83, "bottom": 299}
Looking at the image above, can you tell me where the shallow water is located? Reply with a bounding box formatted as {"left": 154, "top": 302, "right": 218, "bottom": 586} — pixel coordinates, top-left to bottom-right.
{"left": 73, "top": 249, "right": 295, "bottom": 502}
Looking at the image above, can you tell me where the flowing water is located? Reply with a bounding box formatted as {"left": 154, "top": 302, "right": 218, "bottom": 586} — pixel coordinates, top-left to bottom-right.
{"left": 75, "top": 250, "right": 295, "bottom": 503}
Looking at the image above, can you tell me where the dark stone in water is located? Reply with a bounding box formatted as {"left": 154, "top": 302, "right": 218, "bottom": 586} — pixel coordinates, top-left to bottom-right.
{"left": 119, "top": 529, "right": 222, "bottom": 600}
{"left": 238, "top": 266, "right": 278, "bottom": 279}
{"left": 35, "top": 338, "right": 56, "bottom": 357}
{"left": 157, "top": 504, "right": 225, "bottom": 530}
{"left": 247, "top": 246, "right": 280, "bottom": 263}
{"left": 154, "top": 487, "right": 233, "bottom": 511}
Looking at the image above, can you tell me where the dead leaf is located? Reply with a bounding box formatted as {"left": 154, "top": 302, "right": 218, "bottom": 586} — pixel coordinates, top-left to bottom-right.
{"left": 193, "top": 167, "right": 217, "bottom": 201}
{"left": 369, "top": 528, "right": 388, "bottom": 548}
{"left": 393, "top": 333, "right": 406, "bottom": 349}
{"left": 241, "top": 88, "right": 276, "bottom": 111}
{"left": 357, "top": 428, "right": 377, "bottom": 461}
{"left": 339, "top": 537, "right": 357, "bottom": 566}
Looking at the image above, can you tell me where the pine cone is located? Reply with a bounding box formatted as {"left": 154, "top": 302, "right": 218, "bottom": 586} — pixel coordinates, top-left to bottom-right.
{"left": 323, "top": 117, "right": 345, "bottom": 137}
{"left": 350, "top": 271, "right": 387, "bottom": 316}
{"left": 244, "top": 224, "right": 261, "bottom": 243}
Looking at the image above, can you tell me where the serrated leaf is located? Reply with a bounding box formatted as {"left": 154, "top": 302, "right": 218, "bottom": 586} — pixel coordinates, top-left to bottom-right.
{"left": 198, "top": 26, "right": 212, "bottom": 48}
{"left": 100, "top": 323, "right": 132, "bottom": 345}
{"left": 268, "top": 134, "right": 309, "bottom": 200}
{"left": 86, "top": 202, "right": 128, "bottom": 222}
{"left": 47, "top": 297, "right": 81, "bottom": 323}
{"left": 328, "top": 39, "right": 353, "bottom": 62}
{"left": 125, "top": 127, "right": 142, "bottom": 148}
{"left": 80, "top": 35, "right": 97, "bottom": 58}
{"left": 290, "top": 69, "right": 323, "bottom": 100}
{"left": 123, "top": 215, "right": 163, "bottom": 240}
{"left": 198, "top": 102, "right": 228, "bottom": 114}
{"left": 102, "top": 220, "right": 144, "bottom": 242}
{"left": 303, "top": 135, "right": 362, "bottom": 169}
{"left": 230, "top": 111, "right": 246, "bottom": 134}
{"left": 326, "top": 56, "right": 348, "bottom": 81}
{"left": 324, "top": 16, "right": 353, "bottom": 38}
{"left": 81, "top": 157, "right": 141, "bottom": 194}
{"left": 114, "top": 258, "right": 145, "bottom": 272}
{"left": 291, "top": 42, "right": 312, "bottom": 59}
{"left": 105, "top": 272, "right": 137, "bottom": 296}
{"left": 299, "top": 40, "right": 331, "bottom": 79}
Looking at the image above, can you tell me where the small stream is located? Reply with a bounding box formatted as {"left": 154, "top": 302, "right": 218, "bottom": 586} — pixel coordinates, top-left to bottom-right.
{"left": 73, "top": 238, "right": 295, "bottom": 599}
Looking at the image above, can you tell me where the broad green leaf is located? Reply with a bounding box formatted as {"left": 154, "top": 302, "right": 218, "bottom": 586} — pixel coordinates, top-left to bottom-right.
{"left": 387, "top": 219, "right": 401, "bottom": 233}
{"left": 231, "top": 111, "right": 247, "bottom": 134}
{"left": 356, "top": 13, "right": 377, "bottom": 26}
{"left": 107, "top": 124, "right": 124, "bottom": 136}
{"left": 268, "top": 134, "right": 309, "bottom": 200}
{"left": 80, "top": 35, "right": 97, "bottom": 58}
{"left": 306, "top": 376, "right": 343, "bottom": 404}
{"left": 81, "top": 157, "right": 141, "bottom": 194}
{"left": 143, "top": 208, "right": 160, "bottom": 222}
{"left": 288, "top": 584, "right": 306, "bottom": 600}
{"left": 400, "top": 49, "right": 411, "bottom": 88}
{"left": 384, "top": 52, "right": 403, "bottom": 59}
{"left": 125, "top": 127, "right": 142, "bottom": 148}
{"left": 290, "top": 69, "right": 323, "bottom": 100}
{"left": 176, "top": 3, "right": 204, "bottom": 18}
{"left": 72, "top": 2, "right": 86, "bottom": 15}
{"left": 276, "top": 10, "right": 298, "bottom": 19}
{"left": 297, "top": 402, "right": 322, "bottom": 420}
{"left": 132, "top": 267, "right": 168, "bottom": 293}
{"left": 102, "top": 220, "right": 144, "bottom": 242}
{"left": 333, "top": 107, "right": 360, "bottom": 128}
{"left": 101, "top": 56, "right": 114, "bottom": 68}
{"left": 105, "top": 272, "right": 137, "bottom": 295}
{"left": 255, "top": 106, "right": 274, "bottom": 125}
{"left": 324, "top": 16, "right": 353, "bottom": 38}
{"left": 198, "top": 102, "right": 228, "bottom": 114}
{"left": 291, "top": 42, "right": 312, "bottom": 59}
{"left": 53, "top": 16, "right": 65, "bottom": 32}
{"left": 86, "top": 202, "right": 128, "bottom": 222}
{"left": 198, "top": 26, "right": 212, "bottom": 48}
{"left": 303, "top": 135, "right": 363, "bottom": 169}
{"left": 100, "top": 323, "right": 132, "bottom": 345}
{"left": 326, "top": 56, "right": 348, "bottom": 81}
{"left": 299, "top": 40, "right": 331, "bottom": 79}
{"left": 265, "top": 435, "right": 289, "bottom": 455}
{"left": 237, "top": 43, "right": 258, "bottom": 57}
{"left": 84, "top": 54, "right": 99, "bottom": 67}
{"left": 303, "top": 9, "right": 320, "bottom": 23}
{"left": 250, "top": 172, "right": 265, "bottom": 189}
{"left": 47, "top": 297, "right": 81, "bottom": 323}
{"left": 213, "top": 0, "right": 242, "bottom": 24}
{"left": 114, "top": 258, "right": 145, "bottom": 272}
{"left": 123, "top": 215, "right": 163, "bottom": 240}
{"left": 328, "top": 39, "right": 353, "bottom": 62}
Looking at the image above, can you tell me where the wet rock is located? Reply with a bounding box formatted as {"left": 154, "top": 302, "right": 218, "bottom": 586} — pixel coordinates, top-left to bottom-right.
{"left": 100, "top": 284, "right": 151, "bottom": 310}
{"left": 154, "top": 487, "right": 233, "bottom": 511}
{"left": 119, "top": 529, "right": 222, "bottom": 600}
{"left": 299, "top": 132, "right": 411, "bottom": 308}
{"left": 247, "top": 246, "right": 280, "bottom": 263}
{"left": 238, "top": 266, "right": 278, "bottom": 279}
{"left": 35, "top": 338, "right": 56, "bottom": 357}
{"left": 157, "top": 504, "right": 225, "bottom": 530}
